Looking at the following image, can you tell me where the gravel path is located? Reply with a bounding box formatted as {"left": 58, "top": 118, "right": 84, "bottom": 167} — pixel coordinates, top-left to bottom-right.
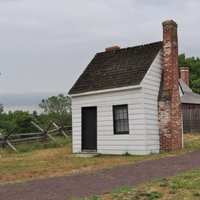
{"left": 0, "top": 150, "right": 200, "bottom": 200}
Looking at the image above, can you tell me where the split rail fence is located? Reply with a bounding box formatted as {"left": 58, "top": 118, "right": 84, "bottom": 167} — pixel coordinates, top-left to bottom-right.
{"left": 0, "top": 121, "right": 71, "bottom": 152}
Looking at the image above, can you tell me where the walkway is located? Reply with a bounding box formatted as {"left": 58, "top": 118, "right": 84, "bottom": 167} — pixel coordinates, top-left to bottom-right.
{"left": 0, "top": 150, "right": 200, "bottom": 200}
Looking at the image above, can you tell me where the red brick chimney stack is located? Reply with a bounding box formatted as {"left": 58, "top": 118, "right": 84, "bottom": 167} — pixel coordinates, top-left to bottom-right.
{"left": 162, "top": 20, "right": 179, "bottom": 97}
{"left": 159, "top": 20, "right": 183, "bottom": 150}
{"left": 180, "top": 67, "right": 189, "bottom": 86}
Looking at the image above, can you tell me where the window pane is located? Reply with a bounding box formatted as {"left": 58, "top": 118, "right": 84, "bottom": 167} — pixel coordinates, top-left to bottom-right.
{"left": 119, "top": 113, "right": 124, "bottom": 119}
{"left": 124, "top": 120, "right": 129, "bottom": 131}
{"left": 116, "top": 123, "right": 120, "bottom": 132}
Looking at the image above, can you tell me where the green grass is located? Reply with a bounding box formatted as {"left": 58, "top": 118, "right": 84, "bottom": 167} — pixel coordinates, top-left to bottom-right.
{"left": 84, "top": 168, "right": 200, "bottom": 200}
{"left": 0, "top": 133, "right": 200, "bottom": 185}
{"left": 184, "top": 133, "right": 200, "bottom": 151}
{"left": 1, "top": 136, "right": 71, "bottom": 154}
{"left": 15, "top": 137, "right": 71, "bottom": 153}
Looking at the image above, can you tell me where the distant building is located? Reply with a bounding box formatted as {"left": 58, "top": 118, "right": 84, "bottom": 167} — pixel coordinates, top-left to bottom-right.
{"left": 179, "top": 67, "right": 200, "bottom": 133}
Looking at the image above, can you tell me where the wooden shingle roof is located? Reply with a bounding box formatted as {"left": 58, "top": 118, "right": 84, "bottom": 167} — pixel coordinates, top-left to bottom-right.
{"left": 69, "top": 41, "right": 162, "bottom": 95}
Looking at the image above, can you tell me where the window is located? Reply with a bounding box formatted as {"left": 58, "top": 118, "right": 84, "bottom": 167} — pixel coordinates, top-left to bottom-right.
{"left": 113, "top": 104, "right": 129, "bottom": 135}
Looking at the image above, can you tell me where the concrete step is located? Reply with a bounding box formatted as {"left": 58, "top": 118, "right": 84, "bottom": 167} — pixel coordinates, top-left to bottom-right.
{"left": 75, "top": 151, "right": 100, "bottom": 158}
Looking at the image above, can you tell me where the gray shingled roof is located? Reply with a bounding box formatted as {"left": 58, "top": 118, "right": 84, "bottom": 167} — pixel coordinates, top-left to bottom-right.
{"left": 69, "top": 41, "right": 162, "bottom": 94}
{"left": 179, "top": 79, "right": 200, "bottom": 104}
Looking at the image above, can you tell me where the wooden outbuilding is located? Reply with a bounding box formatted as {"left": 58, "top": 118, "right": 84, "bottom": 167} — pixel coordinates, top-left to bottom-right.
{"left": 69, "top": 20, "right": 183, "bottom": 155}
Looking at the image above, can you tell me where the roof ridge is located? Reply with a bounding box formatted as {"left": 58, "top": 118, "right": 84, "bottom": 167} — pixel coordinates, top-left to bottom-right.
{"left": 97, "top": 41, "right": 163, "bottom": 55}
{"left": 121, "top": 41, "right": 163, "bottom": 51}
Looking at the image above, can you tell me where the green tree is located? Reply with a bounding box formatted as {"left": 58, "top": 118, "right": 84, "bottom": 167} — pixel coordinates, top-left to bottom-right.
{"left": 11, "top": 111, "right": 38, "bottom": 133}
{"left": 0, "top": 103, "right": 4, "bottom": 114}
{"left": 179, "top": 54, "right": 200, "bottom": 94}
{"left": 39, "top": 94, "right": 71, "bottom": 126}
{"left": 0, "top": 110, "right": 38, "bottom": 133}
{"left": 0, "top": 113, "right": 12, "bottom": 133}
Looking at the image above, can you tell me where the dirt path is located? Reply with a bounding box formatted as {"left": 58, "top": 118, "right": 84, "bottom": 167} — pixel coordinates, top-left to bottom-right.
{"left": 0, "top": 150, "right": 200, "bottom": 200}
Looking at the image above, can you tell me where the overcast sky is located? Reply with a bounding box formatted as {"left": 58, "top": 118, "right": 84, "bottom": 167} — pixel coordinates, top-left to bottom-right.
{"left": 0, "top": 0, "right": 200, "bottom": 110}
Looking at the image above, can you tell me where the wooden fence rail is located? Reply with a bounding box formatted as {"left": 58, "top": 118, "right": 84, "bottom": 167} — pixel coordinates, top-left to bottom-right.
{"left": 0, "top": 121, "right": 71, "bottom": 152}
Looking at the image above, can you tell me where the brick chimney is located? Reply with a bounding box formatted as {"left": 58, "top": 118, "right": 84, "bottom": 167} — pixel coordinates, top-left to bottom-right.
{"left": 158, "top": 20, "right": 183, "bottom": 150}
{"left": 105, "top": 46, "right": 120, "bottom": 52}
{"left": 180, "top": 67, "right": 189, "bottom": 86}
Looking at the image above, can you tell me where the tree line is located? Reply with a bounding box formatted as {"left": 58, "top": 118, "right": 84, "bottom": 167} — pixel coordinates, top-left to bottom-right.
{"left": 0, "top": 94, "right": 71, "bottom": 134}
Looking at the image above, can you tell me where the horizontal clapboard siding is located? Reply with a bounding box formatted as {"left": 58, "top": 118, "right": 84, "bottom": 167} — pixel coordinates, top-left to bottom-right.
{"left": 142, "top": 50, "right": 163, "bottom": 153}
{"left": 72, "top": 88, "right": 147, "bottom": 154}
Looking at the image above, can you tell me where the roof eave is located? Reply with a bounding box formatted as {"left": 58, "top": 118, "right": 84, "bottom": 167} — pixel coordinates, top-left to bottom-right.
{"left": 69, "top": 85, "right": 142, "bottom": 97}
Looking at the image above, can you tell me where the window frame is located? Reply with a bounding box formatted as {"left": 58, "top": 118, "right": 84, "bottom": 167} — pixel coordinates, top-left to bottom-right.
{"left": 113, "top": 104, "right": 129, "bottom": 135}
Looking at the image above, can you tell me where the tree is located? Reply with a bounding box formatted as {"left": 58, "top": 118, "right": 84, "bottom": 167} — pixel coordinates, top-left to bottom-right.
{"left": 0, "top": 103, "right": 4, "bottom": 114}
{"left": 39, "top": 94, "right": 72, "bottom": 126}
{"left": 0, "top": 110, "right": 38, "bottom": 133}
{"left": 11, "top": 111, "right": 38, "bottom": 133}
{"left": 179, "top": 54, "right": 200, "bottom": 94}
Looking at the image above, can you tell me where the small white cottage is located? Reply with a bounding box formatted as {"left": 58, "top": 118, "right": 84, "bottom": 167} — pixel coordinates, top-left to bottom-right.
{"left": 69, "top": 20, "right": 183, "bottom": 155}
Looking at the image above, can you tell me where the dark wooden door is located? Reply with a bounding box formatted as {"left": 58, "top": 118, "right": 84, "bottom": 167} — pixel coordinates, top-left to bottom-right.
{"left": 82, "top": 107, "right": 97, "bottom": 151}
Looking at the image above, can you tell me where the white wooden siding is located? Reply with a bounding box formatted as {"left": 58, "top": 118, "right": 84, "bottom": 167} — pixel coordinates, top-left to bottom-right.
{"left": 72, "top": 88, "right": 148, "bottom": 155}
{"left": 141, "top": 50, "right": 163, "bottom": 153}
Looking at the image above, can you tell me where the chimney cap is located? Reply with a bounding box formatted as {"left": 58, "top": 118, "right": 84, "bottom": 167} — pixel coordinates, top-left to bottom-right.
{"left": 180, "top": 67, "right": 189, "bottom": 71}
{"left": 162, "top": 20, "right": 177, "bottom": 27}
{"left": 105, "top": 46, "right": 120, "bottom": 52}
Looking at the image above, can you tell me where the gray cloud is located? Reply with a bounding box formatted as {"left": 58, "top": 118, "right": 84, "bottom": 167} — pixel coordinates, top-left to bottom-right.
{"left": 0, "top": 0, "right": 200, "bottom": 110}
{"left": 0, "top": 92, "right": 62, "bottom": 107}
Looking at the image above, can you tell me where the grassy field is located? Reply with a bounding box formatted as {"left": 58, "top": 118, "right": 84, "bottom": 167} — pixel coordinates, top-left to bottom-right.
{"left": 83, "top": 168, "right": 200, "bottom": 200}
{"left": 0, "top": 133, "right": 200, "bottom": 184}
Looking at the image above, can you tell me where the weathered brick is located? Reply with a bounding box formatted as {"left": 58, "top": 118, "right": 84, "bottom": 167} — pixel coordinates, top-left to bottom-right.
{"left": 159, "top": 20, "right": 183, "bottom": 150}
{"left": 180, "top": 67, "right": 189, "bottom": 86}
